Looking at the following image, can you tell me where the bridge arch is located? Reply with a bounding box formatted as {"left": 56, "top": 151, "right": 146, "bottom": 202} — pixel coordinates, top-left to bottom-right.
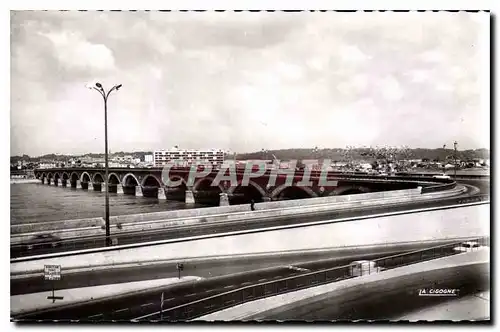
{"left": 41, "top": 172, "right": 46, "bottom": 179}
{"left": 164, "top": 175, "right": 187, "bottom": 188}
{"left": 193, "top": 177, "right": 225, "bottom": 193}
{"left": 80, "top": 172, "right": 92, "bottom": 183}
{"left": 270, "top": 184, "right": 318, "bottom": 200}
{"left": 227, "top": 180, "right": 267, "bottom": 203}
{"left": 62, "top": 172, "right": 69, "bottom": 180}
{"left": 330, "top": 185, "right": 370, "bottom": 196}
{"left": 93, "top": 173, "right": 105, "bottom": 183}
{"left": 141, "top": 174, "right": 163, "bottom": 187}
{"left": 122, "top": 173, "right": 140, "bottom": 187}
{"left": 108, "top": 173, "right": 121, "bottom": 184}
{"left": 47, "top": 173, "right": 53, "bottom": 179}
{"left": 70, "top": 172, "right": 79, "bottom": 182}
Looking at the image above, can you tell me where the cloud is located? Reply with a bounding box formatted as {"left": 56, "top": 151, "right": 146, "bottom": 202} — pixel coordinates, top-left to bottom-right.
{"left": 39, "top": 31, "right": 116, "bottom": 72}
{"left": 10, "top": 11, "right": 489, "bottom": 156}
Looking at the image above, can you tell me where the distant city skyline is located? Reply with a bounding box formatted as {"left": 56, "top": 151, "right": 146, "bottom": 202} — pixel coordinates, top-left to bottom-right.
{"left": 11, "top": 11, "right": 490, "bottom": 156}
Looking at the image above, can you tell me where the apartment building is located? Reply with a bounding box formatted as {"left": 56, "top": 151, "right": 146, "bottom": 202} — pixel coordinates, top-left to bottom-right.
{"left": 154, "top": 148, "right": 225, "bottom": 167}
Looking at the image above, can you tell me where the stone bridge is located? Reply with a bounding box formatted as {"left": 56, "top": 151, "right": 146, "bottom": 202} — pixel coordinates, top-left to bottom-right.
{"left": 33, "top": 167, "right": 422, "bottom": 206}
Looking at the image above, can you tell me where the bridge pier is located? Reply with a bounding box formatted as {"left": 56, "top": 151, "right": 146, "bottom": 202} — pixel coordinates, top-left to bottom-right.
{"left": 93, "top": 182, "right": 102, "bottom": 192}
{"left": 47, "top": 178, "right": 52, "bottom": 185}
{"left": 158, "top": 187, "right": 167, "bottom": 200}
{"left": 70, "top": 180, "right": 77, "bottom": 188}
{"left": 185, "top": 189, "right": 195, "bottom": 204}
{"left": 219, "top": 192, "right": 230, "bottom": 206}
{"left": 53, "top": 179, "right": 59, "bottom": 186}
{"left": 62, "top": 179, "right": 67, "bottom": 187}
{"left": 135, "top": 186, "right": 143, "bottom": 197}
{"left": 81, "top": 182, "right": 89, "bottom": 190}
{"left": 123, "top": 185, "right": 136, "bottom": 195}
{"left": 41, "top": 178, "right": 45, "bottom": 184}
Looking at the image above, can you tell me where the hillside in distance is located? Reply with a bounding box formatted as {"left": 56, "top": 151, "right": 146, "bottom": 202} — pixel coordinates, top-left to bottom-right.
{"left": 11, "top": 147, "right": 490, "bottom": 164}
{"left": 234, "top": 148, "right": 490, "bottom": 162}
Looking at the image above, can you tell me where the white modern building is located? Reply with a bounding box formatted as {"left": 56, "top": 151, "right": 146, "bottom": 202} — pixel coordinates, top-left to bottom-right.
{"left": 153, "top": 148, "right": 225, "bottom": 167}
{"left": 145, "top": 154, "right": 154, "bottom": 163}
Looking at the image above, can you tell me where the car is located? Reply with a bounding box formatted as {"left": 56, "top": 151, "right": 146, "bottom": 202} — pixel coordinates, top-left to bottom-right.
{"left": 452, "top": 241, "right": 486, "bottom": 253}
{"left": 26, "top": 234, "right": 62, "bottom": 250}
{"left": 348, "top": 260, "right": 382, "bottom": 277}
{"left": 433, "top": 174, "right": 451, "bottom": 179}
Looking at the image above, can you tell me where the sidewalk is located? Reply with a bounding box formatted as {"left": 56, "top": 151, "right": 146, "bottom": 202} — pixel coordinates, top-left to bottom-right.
{"left": 11, "top": 276, "right": 202, "bottom": 316}
{"left": 196, "top": 249, "right": 489, "bottom": 321}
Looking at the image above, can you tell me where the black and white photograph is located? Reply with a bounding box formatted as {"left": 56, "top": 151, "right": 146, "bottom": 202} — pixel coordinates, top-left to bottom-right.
{"left": 9, "top": 9, "right": 491, "bottom": 323}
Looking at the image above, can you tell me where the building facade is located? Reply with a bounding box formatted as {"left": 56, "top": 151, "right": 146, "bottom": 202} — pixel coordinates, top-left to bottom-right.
{"left": 153, "top": 148, "right": 225, "bottom": 167}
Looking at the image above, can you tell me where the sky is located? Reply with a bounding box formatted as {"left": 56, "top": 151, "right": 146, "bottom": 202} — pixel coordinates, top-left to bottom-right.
{"left": 10, "top": 11, "right": 490, "bottom": 156}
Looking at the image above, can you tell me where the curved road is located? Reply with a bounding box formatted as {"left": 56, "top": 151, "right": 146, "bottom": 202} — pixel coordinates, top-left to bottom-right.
{"left": 13, "top": 245, "right": 444, "bottom": 321}
{"left": 11, "top": 187, "right": 487, "bottom": 259}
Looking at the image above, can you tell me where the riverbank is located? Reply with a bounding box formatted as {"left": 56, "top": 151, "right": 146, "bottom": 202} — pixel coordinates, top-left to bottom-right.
{"left": 10, "top": 179, "right": 39, "bottom": 184}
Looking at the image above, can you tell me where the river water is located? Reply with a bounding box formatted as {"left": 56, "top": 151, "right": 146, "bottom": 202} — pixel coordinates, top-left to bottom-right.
{"left": 10, "top": 183, "right": 203, "bottom": 225}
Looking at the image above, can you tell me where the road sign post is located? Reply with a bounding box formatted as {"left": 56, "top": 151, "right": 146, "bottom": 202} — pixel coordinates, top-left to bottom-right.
{"left": 176, "top": 263, "right": 184, "bottom": 279}
{"left": 44, "top": 265, "right": 64, "bottom": 303}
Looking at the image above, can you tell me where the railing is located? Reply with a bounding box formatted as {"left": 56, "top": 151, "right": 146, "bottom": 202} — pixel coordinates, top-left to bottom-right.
{"left": 33, "top": 167, "right": 489, "bottom": 179}
{"left": 420, "top": 181, "right": 457, "bottom": 194}
{"left": 121, "top": 237, "right": 488, "bottom": 321}
{"left": 10, "top": 200, "right": 490, "bottom": 262}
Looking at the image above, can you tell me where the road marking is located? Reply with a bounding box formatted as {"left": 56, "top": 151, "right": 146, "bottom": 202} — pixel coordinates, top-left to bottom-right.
{"left": 274, "top": 275, "right": 282, "bottom": 279}
{"left": 87, "top": 313, "right": 103, "bottom": 319}
{"left": 258, "top": 279, "right": 267, "bottom": 282}
{"left": 164, "top": 297, "right": 174, "bottom": 302}
{"left": 224, "top": 285, "right": 234, "bottom": 289}
{"left": 186, "top": 293, "right": 196, "bottom": 297}
{"left": 114, "top": 308, "right": 128, "bottom": 313}
{"left": 141, "top": 303, "right": 154, "bottom": 307}
{"left": 241, "top": 282, "right": 251, "bottom": 286}
{"left": 287, "top": 266, "right": 310, "bottom": 272}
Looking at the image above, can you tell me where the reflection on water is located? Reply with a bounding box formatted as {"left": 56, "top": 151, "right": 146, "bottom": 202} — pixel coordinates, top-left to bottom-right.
{"left": 10, "top": 183, "right": 203, "bottom": 225}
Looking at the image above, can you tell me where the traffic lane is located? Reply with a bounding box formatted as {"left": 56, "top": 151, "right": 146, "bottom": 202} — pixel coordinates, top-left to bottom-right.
{"left": 11, "top": 240, "right": 456, "bottom": 295}
{"left": 14, "top": 249, "right": 456, "bottom": 321}
{"left": 457, "top": 179, "right": 489, "bottom": 195}
{"left": 256, "top": 264, "right": 489, "bottom": 321}
{"left": 139, "top": 250, "right": 462, "bottom": 321}
{"left": 11, "top": 193, "right": 483, "bottom": 258}
{"left": 15, "top": 250, "right": 401, "bottom": 322}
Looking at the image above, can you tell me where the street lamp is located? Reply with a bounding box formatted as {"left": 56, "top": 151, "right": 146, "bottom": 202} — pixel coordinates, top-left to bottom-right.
{"left": 454, "top": 141, "right": 458, "bottom": 179}
{"left": 88, "top": 82, "right": 122, "bottom": 247}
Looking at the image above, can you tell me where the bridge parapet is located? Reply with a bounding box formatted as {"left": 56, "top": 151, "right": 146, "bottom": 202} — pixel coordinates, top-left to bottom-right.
{"left": 32, "top": 167, "right": 466, "bottom": 206}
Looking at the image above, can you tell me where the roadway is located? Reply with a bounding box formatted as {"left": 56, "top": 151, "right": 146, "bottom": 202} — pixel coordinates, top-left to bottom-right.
{"left": 13, "top": 246, "right": 440, "bottom": 321}
{"left": 11, "top": 184, "right": 487, "bottom": 259}
{"left": 11, "top": 241, "right": 453, "bottom": 295}
{"left": 252, "top": 264, "right": 489, "bottom": 321}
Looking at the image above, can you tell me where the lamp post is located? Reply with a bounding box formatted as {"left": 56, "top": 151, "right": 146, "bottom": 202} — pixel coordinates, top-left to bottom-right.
{"left": 88, "top": 82, "right": 122, "bottom": 247}
{"left": 453, "top": 141, "right": 458, "bottom": 179}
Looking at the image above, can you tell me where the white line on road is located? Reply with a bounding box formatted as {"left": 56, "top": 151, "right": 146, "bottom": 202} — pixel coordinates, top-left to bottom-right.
{"left": 258, "top": 279, "right": 267, "bottom": 282}
{"left": 287, "top": 265, "right": 310, "bottom": 272}
{"left": 186, "top": 293, "right": 196, "bottom": 297}
{"left": 87, "top": 313, "right": 103, "bottom": 319}
{"left": 241, "top": 282, "right": 251, "bottom": 286}
{"left": 164, "top": 297, "right": 174, "bottom": 302}
{"left": 141, "top": 303, "right": 154, "bottom": 307}
{"left": 224, "top": 285, "right": 234, "bottom": 289}
{"left": 114, "top": 308, "right": 128, "bottom": 313}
